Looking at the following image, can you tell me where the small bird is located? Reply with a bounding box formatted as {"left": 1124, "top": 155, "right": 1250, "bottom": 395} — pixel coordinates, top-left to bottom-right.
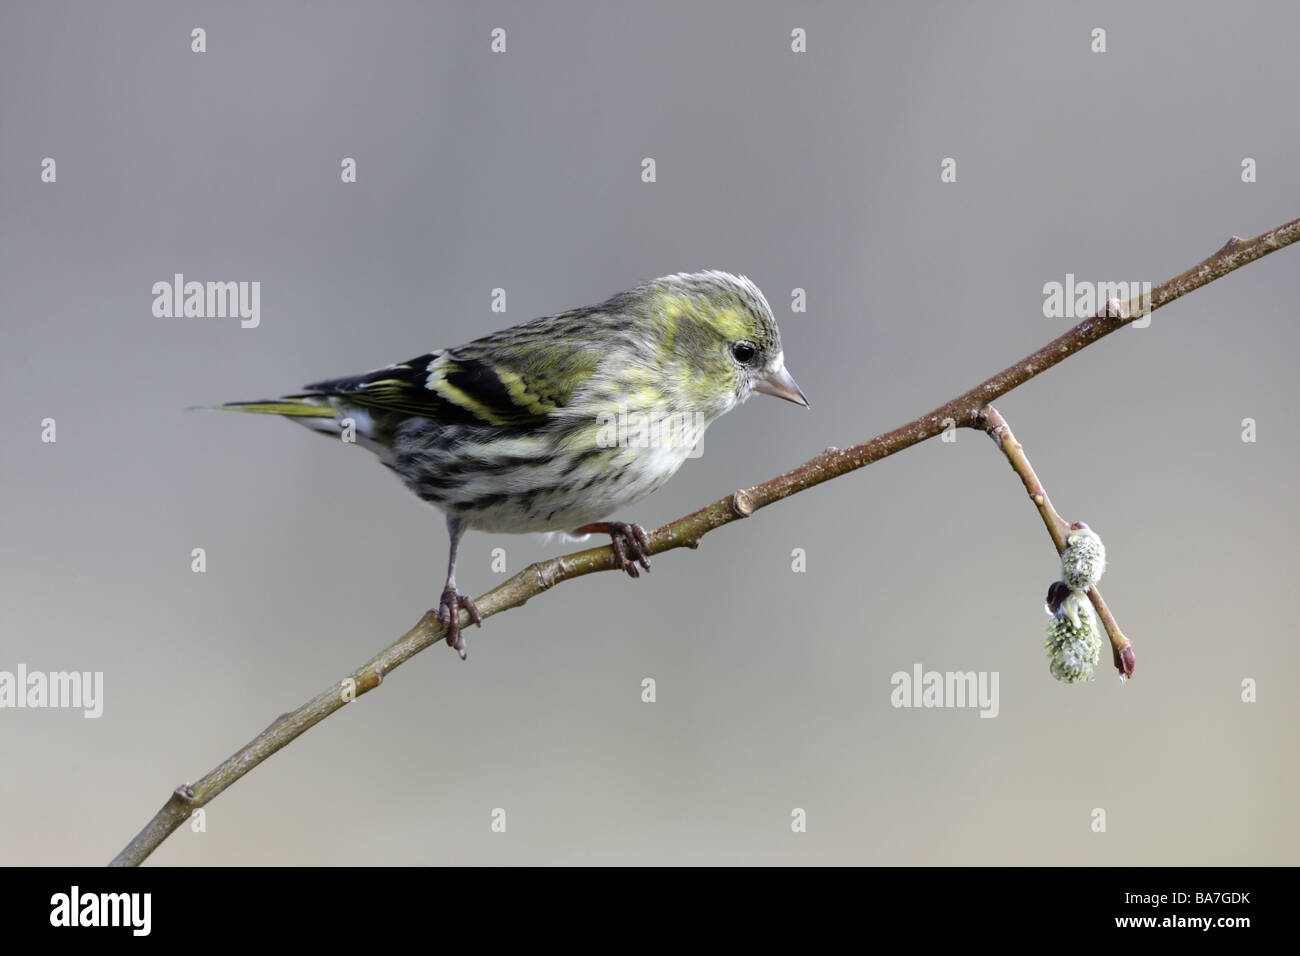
{"left": 217, "top": 271, "right": 808, "bottom": 657}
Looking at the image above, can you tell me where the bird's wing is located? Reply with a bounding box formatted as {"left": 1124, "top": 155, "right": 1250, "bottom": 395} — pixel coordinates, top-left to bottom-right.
{"left": 302, "top": 336, "right": 603, "bottom": 428}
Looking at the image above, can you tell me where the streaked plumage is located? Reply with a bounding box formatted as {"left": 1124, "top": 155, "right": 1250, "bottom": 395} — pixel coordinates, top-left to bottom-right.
{"left": 218, "top": 271, "right": 808, "bottom": 657}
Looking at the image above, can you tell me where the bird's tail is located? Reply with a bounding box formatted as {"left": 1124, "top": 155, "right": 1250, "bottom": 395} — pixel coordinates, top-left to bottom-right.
{"left": 206, "top": 396, "right": 346, "bottom": 438}
{"left": 215, "top": 396, "right": 339, "bottom": 418}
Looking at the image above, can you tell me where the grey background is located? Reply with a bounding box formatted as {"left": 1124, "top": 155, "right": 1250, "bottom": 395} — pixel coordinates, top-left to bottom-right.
{"left": 2, "top": 1, "right": 1297, "bottom": 865}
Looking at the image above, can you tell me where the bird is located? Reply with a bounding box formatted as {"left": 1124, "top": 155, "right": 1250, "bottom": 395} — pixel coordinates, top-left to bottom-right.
{"left": 216, "top": 271, "right": 808, "bottom": 657}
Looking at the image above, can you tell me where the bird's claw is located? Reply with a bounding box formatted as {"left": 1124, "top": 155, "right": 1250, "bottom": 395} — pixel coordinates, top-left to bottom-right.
{"left": 436, "top": 587, "right": 481, "bottom": 659}
{"left": 615, "top": 523, "right": 653, "bottom": 578}
{"left": 573, "top": 521, "right": 652, "bottom": 578}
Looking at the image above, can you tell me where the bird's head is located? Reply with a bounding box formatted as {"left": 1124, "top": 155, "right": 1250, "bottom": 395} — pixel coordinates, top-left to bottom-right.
{"left": 632, "top": 271, "right": 808, "bottom": 418}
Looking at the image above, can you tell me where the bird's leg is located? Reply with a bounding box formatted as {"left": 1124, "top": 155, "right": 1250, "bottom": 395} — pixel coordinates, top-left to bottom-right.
{"left": 436, "top": 516, "right": 481, "bottom": 659}
{"left": 572, "top": 521, "right": 652, "bottom": 578}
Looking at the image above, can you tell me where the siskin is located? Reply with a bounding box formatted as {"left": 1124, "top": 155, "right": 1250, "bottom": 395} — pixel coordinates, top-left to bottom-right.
{"left": 217, "top": 271, "right": 808, "bottom": 657}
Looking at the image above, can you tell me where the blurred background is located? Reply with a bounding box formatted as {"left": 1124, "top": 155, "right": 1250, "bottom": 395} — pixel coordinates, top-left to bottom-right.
{"left": 2, "top": 0, "right": 1297, "bottom": 865}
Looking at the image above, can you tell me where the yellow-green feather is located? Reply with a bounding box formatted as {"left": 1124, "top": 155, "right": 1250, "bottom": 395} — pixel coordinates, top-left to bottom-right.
{"left": 219, "top": 398, "right": 338, "bottom": 417}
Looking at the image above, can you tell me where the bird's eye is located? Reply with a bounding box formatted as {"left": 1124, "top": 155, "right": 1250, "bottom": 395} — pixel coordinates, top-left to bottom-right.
{"left": 731, "top": 341, "right": 759, "bottom": 365}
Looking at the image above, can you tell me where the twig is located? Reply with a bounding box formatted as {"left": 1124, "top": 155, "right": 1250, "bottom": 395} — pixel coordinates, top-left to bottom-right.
{"left": 109, "top": 215, "right": 1300, "bottom": 866}
{"left": 975, "top": 405, "right": 1134, "bottom": 677}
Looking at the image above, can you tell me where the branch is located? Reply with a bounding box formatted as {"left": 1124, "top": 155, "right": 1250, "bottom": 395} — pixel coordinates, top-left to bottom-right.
{"left": 974, "top": 405, "right": 1134, "bottom": 678}
{"left": 110, "top": 215, "right": 1300, "bottom": 866}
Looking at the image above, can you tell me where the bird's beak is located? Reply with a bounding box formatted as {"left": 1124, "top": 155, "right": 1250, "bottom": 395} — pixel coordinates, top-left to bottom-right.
{"left": 754, "top": 361, "right": 810, "bottom": 408}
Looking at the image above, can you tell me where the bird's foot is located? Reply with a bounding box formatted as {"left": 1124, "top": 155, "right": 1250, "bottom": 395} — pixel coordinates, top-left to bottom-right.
{"left": 435, "top": 586, "right": 481, "bottom": 659}
{"left": 572, "top": 521, "right": 652, "bottom": 578}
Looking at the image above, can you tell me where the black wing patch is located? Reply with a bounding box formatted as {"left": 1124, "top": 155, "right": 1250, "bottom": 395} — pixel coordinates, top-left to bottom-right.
{"left": 300, "top": 352, "right": 551, "bottom": 428}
